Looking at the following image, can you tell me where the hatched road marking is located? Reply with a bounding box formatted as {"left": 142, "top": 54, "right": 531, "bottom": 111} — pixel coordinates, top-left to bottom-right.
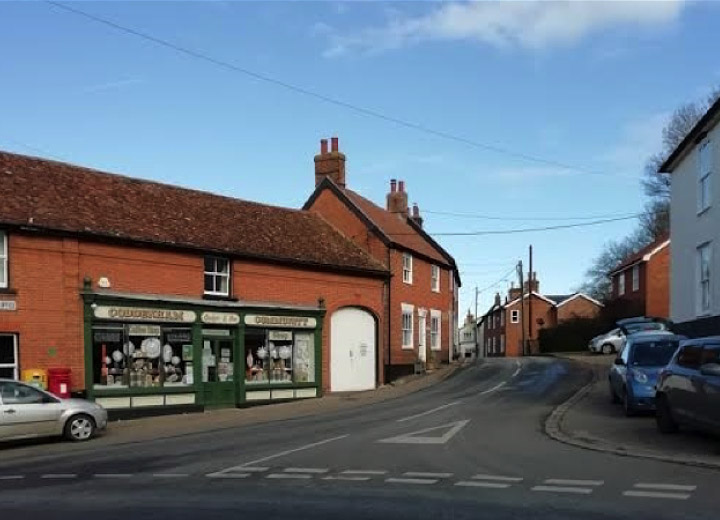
{"left": 283, "top": 468, "right": 329, "bottom": 474}
{"left": 341, "top": 470, "right": 388, "bottom": 476}
{"left": 403, "top": 472, "right": 453, "bottom": 479}
{"left": 532, "top": 486, "right": 593, "bottom": 495}
{"left": 472, "top": 474, "right": 524, "bottom": 483}
{"left": 386, "top": 477, "right": 438, "bottom": 485}
{"left": 544, "top": 479, "right": 604, "bottom": 487}
{"left": 266, "top": 474, "right": 313, "bottom": 480}
{"left": 455, "top": 481, "right": 511, "bottom": 489}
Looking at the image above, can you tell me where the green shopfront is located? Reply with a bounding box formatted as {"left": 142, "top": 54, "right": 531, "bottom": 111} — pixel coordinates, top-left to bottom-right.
{"left": 83, "top": 293, "right": 324, "bottom": 414}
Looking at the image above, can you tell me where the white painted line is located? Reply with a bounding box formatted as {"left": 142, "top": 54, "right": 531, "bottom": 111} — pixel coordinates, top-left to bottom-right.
{"left": 283, "top": 468, "right": 329, "bottom": 474}
{"left": 479, "top": 382, "right": 507, "bottom": 395}
{"left": 93, "top": 474, "right": 133, "bottom": 478}
{"left": 322, "top": 476, "right": 371, "bottom": 482}
{"left": 396, "top": 401, "right": 461, "bottom": 423}
{"left": 633, "top": 483, "right": 697, "bottom": 492}
{"left": 455, "top": 481, "right": 511, "bottom": 489}
{"left": 472, "top": 474, "right": 524, "bottom": 483}
{"left": 206, "top": 473, "right": 251, "bottom": 479}
{"left": 0, "top": 475, "right": 24, "bottom": 480}
{"left": 532, "top": 486, "right": 593, "bottom": 495}
{"left": 386, "top": 477, "right": 438, "bottom": 485}
{"left": 403, "top": 472, "right": 453, "bottom": 478}
{"left": 235, "top": 467, "right": 269, "bottom": 473}
{"left": 623, "top": 491, "right": 691, "bottom": 500}
{"left": 266, "top": 473, "right": 313, "bottom": 480}
{"left": 224, "top": 434, "right": 349, "bottom": 470}
{"left": 512, "top": 360, "right": 522, "bottom": 378}
{"left": 341, "top": 470, "right": 388, "bottom": 476}
{"left": 378, "top": 420, "right": 470, "bottom": 445}
{"left": 544, "top": 479, "right": 604, "bottom": 487}
{"left": 152, "top": 473, "right": 189, "bottom": 478}
{"left": 41, "top": 474, "right": 77, "bottom": 479}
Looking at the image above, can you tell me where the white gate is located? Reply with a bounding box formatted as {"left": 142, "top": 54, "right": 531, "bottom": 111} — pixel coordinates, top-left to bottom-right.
{"left": 330, "top": 308, "right": 376, "bottom": 392}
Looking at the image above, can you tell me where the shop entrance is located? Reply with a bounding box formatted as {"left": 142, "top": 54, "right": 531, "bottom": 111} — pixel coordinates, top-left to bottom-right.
{"left": 202, "top": 330, "right": 236, "bottom": 407}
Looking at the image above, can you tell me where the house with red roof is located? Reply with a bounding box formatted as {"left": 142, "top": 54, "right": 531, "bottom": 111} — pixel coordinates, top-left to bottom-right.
{"left": 304, "top": 138, "right": 460, "bottom": 381}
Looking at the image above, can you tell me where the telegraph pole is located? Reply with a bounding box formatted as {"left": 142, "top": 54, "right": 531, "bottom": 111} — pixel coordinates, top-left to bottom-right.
{"left": 517, "top": 260, "right": 526, "bottom": 357}
{"left": 528, "top": 245, "right": 533, "bottom": 356}
{"left": 474, "top": 286, "right": 479, "bottom": 358}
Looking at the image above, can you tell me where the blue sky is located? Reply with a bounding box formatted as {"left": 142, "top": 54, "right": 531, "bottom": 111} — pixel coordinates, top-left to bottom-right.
{"left": 2, "top": 1, "right": 719, "bottom": 314}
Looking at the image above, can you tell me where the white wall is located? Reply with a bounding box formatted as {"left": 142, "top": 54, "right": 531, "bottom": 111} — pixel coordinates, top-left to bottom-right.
{"left": 671, "top": 122, "right": 720, "bottom": 323}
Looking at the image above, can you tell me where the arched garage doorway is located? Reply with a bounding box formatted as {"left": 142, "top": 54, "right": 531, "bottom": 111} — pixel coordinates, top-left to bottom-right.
{"left": 330, "top": 308, "right": 377, "bottom": 392}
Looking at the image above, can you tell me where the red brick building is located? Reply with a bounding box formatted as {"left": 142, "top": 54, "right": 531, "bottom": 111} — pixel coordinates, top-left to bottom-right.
{"left": 481, "top": 277, "right": 602, "bottom": 357}
{"left": 0, "top": 150, "right": 394, "bottom": 413}
{"left": 609, "top": 236, "right": 670, "bottom": 319}
{"left": 304, "top": 138, "right": 460, "bottom": 379}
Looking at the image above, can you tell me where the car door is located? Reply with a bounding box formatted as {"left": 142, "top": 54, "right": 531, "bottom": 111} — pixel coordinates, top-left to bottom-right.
{"left": 0, "top": 381, "right": 64, "bottom": 439}
{"left": 698, "top": 343, "right": 720, "bottom": 431}
{"left": 610, "top": 345, "right": 630, "bottom": 396}
{"left": 669, "top": 344, "right": 704, "bottom": 422}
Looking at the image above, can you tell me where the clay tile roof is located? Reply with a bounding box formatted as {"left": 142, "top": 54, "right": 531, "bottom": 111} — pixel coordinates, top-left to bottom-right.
{"left": 0, "top": 151, "right": 388, "bottom": 274}
{"left": 610, "top": 234, "right": 670, "bottom": 275}
{"left": 343, "top": 189, "right": 451, "bottom": 266}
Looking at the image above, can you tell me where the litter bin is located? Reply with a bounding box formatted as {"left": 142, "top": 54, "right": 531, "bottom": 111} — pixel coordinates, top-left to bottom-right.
{"left": 22, "top": 368, "right": 48, "bottom": 390}
{"left": 48, "top": 368, "right": 72, "bottom": 398}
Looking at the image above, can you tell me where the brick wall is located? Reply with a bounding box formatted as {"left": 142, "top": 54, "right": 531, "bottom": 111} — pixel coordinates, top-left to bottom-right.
{"left": 646, "top": 245, "right": 670, "bottom": 319}
{"left": 612, "top": 265, "right": 647, "bottom": 316}
{"left": 505, "top": 296, "right": 555, "bottom": 357}
{"left": 557, "top": 296, "right": 601, "bottom": 322}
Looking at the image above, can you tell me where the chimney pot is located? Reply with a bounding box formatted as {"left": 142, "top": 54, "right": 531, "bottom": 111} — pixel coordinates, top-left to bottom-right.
{"left": 331, "top": 137, "right": 339, "bottom": 152}
{"left": 314, "top": 136, "right": 346, "bottom": 188}
{"left": 390, "top": 179, "right": 397, "bottom": 193}
{"left": 398, "top": 180, "right": 405, "bottom": 193}
{"left": 320, "top": 139, "right": 328, "bottom": 155}
{"left": 412, "top": 203, "right": 419, "bottom": 217}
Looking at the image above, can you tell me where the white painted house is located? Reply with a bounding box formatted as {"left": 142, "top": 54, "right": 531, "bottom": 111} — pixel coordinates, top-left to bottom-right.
{"left": 661, "top": 96, "right": 720, "bottom": 335}
{"left": 457, "top": 311, "right": 478, "bottom": 360}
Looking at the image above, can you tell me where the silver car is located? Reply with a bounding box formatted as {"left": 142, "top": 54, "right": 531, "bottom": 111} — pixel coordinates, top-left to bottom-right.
{"left": 589, "top": 328, "right": 626, "bottom": 355}
{"left": 0, "top": 379, "right": 107, "bottom": 442}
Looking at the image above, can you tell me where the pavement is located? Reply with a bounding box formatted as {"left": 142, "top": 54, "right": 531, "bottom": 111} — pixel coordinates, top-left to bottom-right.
{"left": 548, "top": 353, "right": 720, "bottom": 468}
{"left": 2, "top": 357, "right": 720, "bottom": 520}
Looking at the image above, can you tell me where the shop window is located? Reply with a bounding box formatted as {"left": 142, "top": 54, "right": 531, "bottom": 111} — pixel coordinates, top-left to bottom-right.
{"left": 0, "top": 231, "right": 7, "bottom": 288}
{"left": 0, "top": 334, "right": 18, "bottom": 379}
{"left": 204, "top": 257, "right": 230, "bottom": 297}
{"left": 245, "top": 329, "right": 314, "bottom": 385}
{"left": 92, "top": 325, "right": 193, "bottom": 389}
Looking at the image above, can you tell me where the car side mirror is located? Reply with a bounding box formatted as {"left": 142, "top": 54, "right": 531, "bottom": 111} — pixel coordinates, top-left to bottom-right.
{"left": 700, "top": 363, "right": 720, "bottom": 377}
{"left": 614, "top": 358, "right": 625, "bottom": 366}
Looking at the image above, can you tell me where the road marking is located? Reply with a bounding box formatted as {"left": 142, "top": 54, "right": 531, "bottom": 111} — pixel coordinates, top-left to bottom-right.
{"left": 623, "top": 491, "right": 691, "bottom": 500}
{"left": 479, "top": 382, "right": 507, "bottom": 395}
{"left": 223, "top": 434, "right": 349, "bottom": 470}
{"left": 152, "top": 473, "right": 189, "bottom": 478}
{"left": 283, "top": 468, "right": 329, "bottom": 474}
{"left": 0, "top": 475, "right": 24, "bottom": 480}
{"left": 266, "top": 474, "right": 313, "bottom": 480}
{"left": 341, "top": 470, "right": 388, "bottom": 476}
{"left": 41, "top": 474, "right": 77, "bottom": 479}
{"left": 472, "top": 474, "right": 523, "bottom": 483}
{"left": 633, "top": 483, "right": 697, "bottom": 492}
{"left": 93, "top": 474, "right": 133, "bottom": 478}
{"left": 455, "top": 481, "right": 511, "bottom": 489}
{"left": 532, "top": 486, "right": 593, "bottom": 495}
{"left": 403, "top": 472, "right": 452, "bottom": 478}
{"left": 206, "top": 473, "right": 251, "bottom": 479}
{"left": 544, "top": 479, "right": 604, "bottom": 487}
{"left": 378, "top": 420, "right": 470, "bottom": 445}
{"left": 385, "top": 477, "right": 438, "bottom": 485}
{"left": 396, "top": 401, "right": 461, "bottom": 423}
{"left": 322, "top": 476, "right": 371, "bottom": 482}
{"left": 512, "top": 360, "right": 522, "bottom": 377}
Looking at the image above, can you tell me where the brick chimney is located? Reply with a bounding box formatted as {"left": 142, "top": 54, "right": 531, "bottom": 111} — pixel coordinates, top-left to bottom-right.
{"left": 410, "top": 203, "right": 424, "bottom": 228}
{"left": 508, "top": 282, "right": 522, "bottom": 302}
{"left": 524, "top": 272, "right": 539, "bottom": 293}
{"left": 314, "top": 136, "right": 346, "bottom": 188}
{"left": 386, "top": 179, "right": 408, "bottom": 219}
{"left": 494, "top": 292, "right": 501, "bottom": 306}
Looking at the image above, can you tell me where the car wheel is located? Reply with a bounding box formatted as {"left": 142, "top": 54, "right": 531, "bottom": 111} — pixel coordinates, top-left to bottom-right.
{"left": 622, "top": 389, "right": 636, "bottom": 417}
{"left": 64, "top": 414, "right": 96, "bottom": 442}
{"left": 601, "top": 343, "right": 614, "bottom": 355}
{"left": 656, "top": 395, "right": 679, "bottom": 434}
{"left": 609, "top": 383, "right": 620, "bottom": 404}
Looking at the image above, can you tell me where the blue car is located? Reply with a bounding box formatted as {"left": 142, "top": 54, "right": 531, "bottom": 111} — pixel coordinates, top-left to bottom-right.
{"left": 608, "top": 332, "right": 685, "bottom": 416}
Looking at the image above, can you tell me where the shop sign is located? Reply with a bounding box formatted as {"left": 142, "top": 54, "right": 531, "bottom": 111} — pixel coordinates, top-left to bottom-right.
{"left": 128, "top": 325, "right": 161, "bottom": 337}
{"left": 245, "top": 314, "right": 316, "bottom": 329}
{"left": 94, "top": 306, "right": 196, "bottom": 323}
{"left": 269, "top": 331, "right": 293, "bottom": 341}
{"left": 201, "top": 312, "right": 240, "bottom": 325}
{"left": 0, "top": 300, "right": 17, "bottom": 311}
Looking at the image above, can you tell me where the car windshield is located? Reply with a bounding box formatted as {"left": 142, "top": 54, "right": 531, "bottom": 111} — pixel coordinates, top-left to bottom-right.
{"left": 624, "top": 322, "right": 668, "bottom": 335}
{"left": 630, "top": 340, "right": 679, "bottom": 367}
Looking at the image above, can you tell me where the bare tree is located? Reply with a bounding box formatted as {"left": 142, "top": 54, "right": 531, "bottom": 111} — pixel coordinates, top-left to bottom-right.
{"left": 580, "top": 232, "right": 647, "bottom": 301}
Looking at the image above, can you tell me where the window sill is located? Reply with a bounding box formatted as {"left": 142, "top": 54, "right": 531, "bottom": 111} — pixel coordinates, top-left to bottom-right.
{"left": 431, "top": 289, "right": 440, "bottom": 294}
{"left": 697, "top": 205, "right": 711, "bottom": 217}
{"left": 0, "top": 287, "right": 17, "bottom": 295}
{"left": 401, "top": 345, "right": 414, "bottom": 350}
{"left": 203, "top": 294, "right": 238, "bottom": 302}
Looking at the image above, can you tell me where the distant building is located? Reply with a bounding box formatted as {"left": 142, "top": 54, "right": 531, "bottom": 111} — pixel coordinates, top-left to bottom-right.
{"left": 458, "top": 311, "right": 477, "bottom": 360}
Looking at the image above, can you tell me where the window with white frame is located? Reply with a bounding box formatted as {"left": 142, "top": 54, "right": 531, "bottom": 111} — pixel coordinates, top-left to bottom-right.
{"left": 698, "top": 242, "right": 712, "bottom": 314}
{"left": 500, "top": 311, "right": 505, "bottom": 326}
{"left": 510, "top": 309, "right": 520, "bottom": 323}
{"left": 500, "top": 334, "right": 505, "bottom": 353}
{"left": 402, "top": 253, "right": 413, "bottom": 284}
{"left": 618, "top": 272, "right": 625, "bottom": 296}
{"left": 204, "top": 257, "right": 230, "bottom": 296}
{"left": 430, "top": 310, "right": 442, "bottom": 350}
{"left": 699, "top": 139, "right": 712, "bottom": 213}
{"left": 0, "top": 231, "right": 7, "bottom": 289}
{"left": 0, "top": 334, "right": 18, "bottom": 379}
{"left": 431, "top": 265, "right": 440, "bottom": 292}
{"left": 402, "top": 304, "right": 414, "bottom": 348}
{"left": 492, "top": 336, "right": 496, "bottom": 353}
{"left": 632, "top": 265, "right": 639, "bottom": 292}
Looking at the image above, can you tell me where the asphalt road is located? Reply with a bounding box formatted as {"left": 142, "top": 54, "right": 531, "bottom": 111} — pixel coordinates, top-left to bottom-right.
{"left": 1, "top": 357, "right": 718, "bottom": 519}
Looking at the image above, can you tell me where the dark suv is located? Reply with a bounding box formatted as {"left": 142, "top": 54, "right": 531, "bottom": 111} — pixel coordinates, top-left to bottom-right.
{"left": 655, "top": 337, "right": 720, "bottom": 435}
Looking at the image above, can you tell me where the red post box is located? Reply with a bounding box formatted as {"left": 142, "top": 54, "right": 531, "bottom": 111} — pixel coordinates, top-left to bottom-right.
{"left": 48, "top": 368, "right": 72, "bottom": 398}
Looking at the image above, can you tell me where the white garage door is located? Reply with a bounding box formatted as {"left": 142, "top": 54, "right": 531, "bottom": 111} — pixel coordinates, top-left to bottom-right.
{"left": 330, "top": 308, "right": 376, "bottom": 392}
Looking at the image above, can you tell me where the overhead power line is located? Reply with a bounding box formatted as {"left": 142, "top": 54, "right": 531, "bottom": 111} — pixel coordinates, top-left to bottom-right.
{"left": 477, "top": 266, "right": 518, "bottom": 295}
{"left": 422, "top": 209, "right": 638, "bottom": 222}
{"left": 47, "top": 1, "right": 610, "bottom": 177}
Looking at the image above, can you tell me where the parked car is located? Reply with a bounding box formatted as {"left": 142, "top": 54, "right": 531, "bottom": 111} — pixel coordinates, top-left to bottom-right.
{"left": 589, "top": 328, "right": 625, "bottom": 355}
{"left": 616, "top": 316, "right": 672, "bottom": 335}
{"left": 608, "top": 332, "right": 684, "bottom": 416}
{"left": 655, "top": 337, "right": 720, "bottom": 435}
{"left": 0, "top": 379, "right": 107, "bottom": 442}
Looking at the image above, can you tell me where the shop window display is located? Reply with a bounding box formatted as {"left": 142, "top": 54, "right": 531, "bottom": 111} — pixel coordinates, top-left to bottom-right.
{"left": 245, "top": 329, "right": 314, "bottom": 385}
{"left": 93, "top": 327, "right": 126, "bottom": 388}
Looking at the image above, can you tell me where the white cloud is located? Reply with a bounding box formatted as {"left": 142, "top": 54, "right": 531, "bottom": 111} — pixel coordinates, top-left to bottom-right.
{"left": 323, "top": 0, "right": 685, "bottom": 55}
